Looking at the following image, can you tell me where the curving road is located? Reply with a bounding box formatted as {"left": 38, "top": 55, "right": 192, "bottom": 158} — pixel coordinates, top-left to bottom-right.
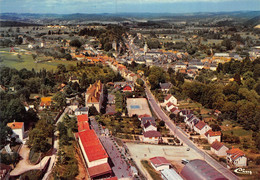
{"left": 145, "top": 86, "right": 239, "bottom": 180}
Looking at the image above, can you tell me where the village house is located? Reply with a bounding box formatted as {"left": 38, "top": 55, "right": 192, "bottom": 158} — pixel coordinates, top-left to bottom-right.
{"left": 7, "top": 122, "right": 25, "bottom": 143}
{"left": 160, "top": 83, "right": 172, "bottom": 93}
{"left": 39, "top": 97, "right": 52, "bottom": 110}
{"left": 150, "top": 157, "right": 171, "bottom": 171}
{"left": 226, "top": 147, "right": 247, "bottom": 167}
{"left": 185, "top": 114, "right": 200, "bottom": 130}
{"left": 205, "top": 130, "right": 221, "bottom": 144}
{"left": 164, "top": 94, "right": 178, "bottom": 106}
{"left": 194, "top": 121, "right": 211, "bottom": 136}
{"left": 75, "top": 107, "right": 88, "bottom": 116}
{"left": 142, "top": 131, "right": 162, "bottom": 144}
{"left": 143, "top": 121, "right": 157, "bottom": 132}
{"left": 210, "top": 140, "right": 229, "bottom": 157}
{"left": 85, "top": 80, "right": 103, "bottom": 113}
{"left": 122, "top": 84, "right": 134, "bottom": 92}
{"left": 166, "top": 102, "right": 176, "bottom": 112}
{"left": 141, "top": 117, "right": 156, "bottom": 127}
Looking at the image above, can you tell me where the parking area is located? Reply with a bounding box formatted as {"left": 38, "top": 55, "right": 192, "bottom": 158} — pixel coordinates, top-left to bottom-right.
{"left": 126, "top": 143, "right": 203, "bottom": 175}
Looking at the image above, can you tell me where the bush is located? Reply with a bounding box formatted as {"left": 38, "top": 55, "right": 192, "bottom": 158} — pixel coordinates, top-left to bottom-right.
{"left": 256, "top": 156, "right": 260, "bottom": 165}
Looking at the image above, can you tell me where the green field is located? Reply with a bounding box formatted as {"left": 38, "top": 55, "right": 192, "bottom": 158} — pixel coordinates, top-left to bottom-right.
{"left": 0, "top": 48, "right": 77, "bottom": 71}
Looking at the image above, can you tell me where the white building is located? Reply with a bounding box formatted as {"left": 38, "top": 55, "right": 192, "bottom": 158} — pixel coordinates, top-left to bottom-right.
{"left": 210, "top": 140, "right": 229, "bottom": 157}
{"left": 7, "top": 122, "right": 24, "bottom": 143}
{"left": 142, "top": 131, "right": 162, "bottom": 144}
{"left": 194, "top": 121, "right": 211, "bottom": 136}
{"left": 143, "top": 121, "right": 157, "bottom": 132}
{"left": 150, "top": 157, "right": 171, "bottom": 171}
{"left": 205, "top": 130, "right": 221, "bottom": 144}
{"left": 164, "top": 94, "right": 178, "bottom": 106}
{"left": 226, "top": 147, "right": 247, "bottom": 167}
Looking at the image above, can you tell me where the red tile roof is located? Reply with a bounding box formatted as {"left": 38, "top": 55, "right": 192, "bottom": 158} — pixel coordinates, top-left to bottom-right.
{"left": 211, "top": 140, "right": 224, "bottom": 151}
{"left": 77, "top": 114, "right": 88, "bottom": 122}
{"left": 78, "top": 130, "right": 108, "bottom": 162}
{"left": 166, "top": 102, "right": 174, "bottom": 107}
{"left": 150, "top": 157, "right": 170, "bottom": 167}
{"left": 7, "top": 122, "right": 24, "bottom": 129}
{"left": 104, "top": 177, "right": 118, "bottom": 180}
{"left": 88, "top": 163, "right": 112, "bottom": 178}
{"left": 205, "top": 130, "right": 221, "bottom": 137}
{"left": 123, "top": 85, "right": 132, "bottom": 92}
{"left": 165, "top": 94, "right": 172, "bottom": 101}
{"left": 195, "top": 121, "right": 207, "bottom": 130}
{"left": 78, "top": 121, "right": 90, "bottom": 132}
{"left": 226, "top": 148, "right": 245, "bottom": 161}
{"left": 143, "top": 131, "right": 161, "bottom": 138}
{"left": 138, "top": 114, "right": 151, "bottom": 119}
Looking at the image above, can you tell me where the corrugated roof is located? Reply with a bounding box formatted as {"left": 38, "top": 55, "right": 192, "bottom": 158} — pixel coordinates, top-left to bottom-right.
{"left": 150, "top": 157, "right": 170, "bottom": 167}
{"left": 161, "top": 168, "right": 183, "bottom": 180}
{"left": 78, "top": 130, "right": 108, "bottom": 162}
{"left": 7, "top": 122, "right": 24, "bottom": 129}
{"left": 181, "top": 159, "right": 228, "bottom": 180}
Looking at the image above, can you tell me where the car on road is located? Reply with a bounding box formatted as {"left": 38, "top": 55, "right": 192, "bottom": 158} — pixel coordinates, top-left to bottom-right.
{"left": 186, "top": 148, "right": 190, "bottom": 151}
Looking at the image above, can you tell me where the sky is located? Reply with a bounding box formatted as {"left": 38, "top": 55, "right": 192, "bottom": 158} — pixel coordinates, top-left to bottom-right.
{"left": 0, "top": 0, "right": 259, "bottom": 14}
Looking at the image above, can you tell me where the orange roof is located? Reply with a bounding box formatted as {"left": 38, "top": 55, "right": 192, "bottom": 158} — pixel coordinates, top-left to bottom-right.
{"left": 205, "top": 130, "right": 221, "bottom": 137}
{"left": 77, "top": 114, "right": 88, "bottom": 122}
{"left": 226, "top": 147, "right": 245, "bottom": 161}
{"left": 40, "top": 97, "right": 52, "bottom": 106}
{"left": 7, "top": 122, "right": 24, "bottom": 129}
{"left": 88, "top": 163, "right": 112, "bottom": 178}
{"left": 78, "top": 130, "right": 108, "bottom": 162}
{"left": 86, "top": 81, "right": 103, "bottom": 103}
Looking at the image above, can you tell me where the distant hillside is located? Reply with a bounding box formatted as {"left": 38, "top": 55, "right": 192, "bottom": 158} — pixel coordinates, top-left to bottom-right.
{"left": 244, "top": 15, "right": 260, "bottom": 27}
{"left": 0, "top": 11, "right": 259, "bottom": 25}
{"left": 0, "top": 21, "right": 42, "bottom": 27}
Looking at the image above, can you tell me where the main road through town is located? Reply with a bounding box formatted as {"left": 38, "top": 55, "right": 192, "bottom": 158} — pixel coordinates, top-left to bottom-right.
{"left": 145, "top": 86, "right": 239, "bottom": 180}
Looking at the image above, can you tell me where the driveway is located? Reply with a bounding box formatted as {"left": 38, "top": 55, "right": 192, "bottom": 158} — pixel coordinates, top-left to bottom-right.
{"left": 10, "top": 144, "right": 50, "bottom": 176}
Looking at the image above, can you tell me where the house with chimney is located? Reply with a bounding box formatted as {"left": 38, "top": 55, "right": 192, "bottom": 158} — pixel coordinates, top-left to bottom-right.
{"left": 85, "top": 80, "right": 103, "bottom": 113}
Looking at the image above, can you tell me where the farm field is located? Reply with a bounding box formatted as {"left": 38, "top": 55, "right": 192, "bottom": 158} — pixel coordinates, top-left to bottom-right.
{"left": 0, "top": 48, "right": 77, "bottom": 71}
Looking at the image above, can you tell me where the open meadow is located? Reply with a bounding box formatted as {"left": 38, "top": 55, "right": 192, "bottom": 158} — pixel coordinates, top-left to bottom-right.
{"left": 0, "top": 48, "right": 77, "bottom": 71}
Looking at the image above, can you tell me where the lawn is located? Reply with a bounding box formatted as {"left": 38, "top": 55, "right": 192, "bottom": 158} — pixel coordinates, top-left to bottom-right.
{"left": 0, "top": 49, "right": 77, "bottom": 71}
{"left": 141, "top": 160, "right": 163, "bottom": 180}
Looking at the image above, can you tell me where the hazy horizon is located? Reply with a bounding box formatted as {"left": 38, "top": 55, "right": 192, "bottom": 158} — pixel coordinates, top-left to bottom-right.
{"left": 0, "top": 0, "right": 259, "bottom": 14}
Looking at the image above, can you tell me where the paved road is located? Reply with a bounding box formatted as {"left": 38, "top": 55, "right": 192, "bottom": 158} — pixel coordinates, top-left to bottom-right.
{"left": 89, "top": 117, "right": 132, "bottom": 179}
{"left": 42, "top": 107, "right": 69, "bottom": 180}
{"left": 145, "top": 86, "right": 239, "bottom": 180}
